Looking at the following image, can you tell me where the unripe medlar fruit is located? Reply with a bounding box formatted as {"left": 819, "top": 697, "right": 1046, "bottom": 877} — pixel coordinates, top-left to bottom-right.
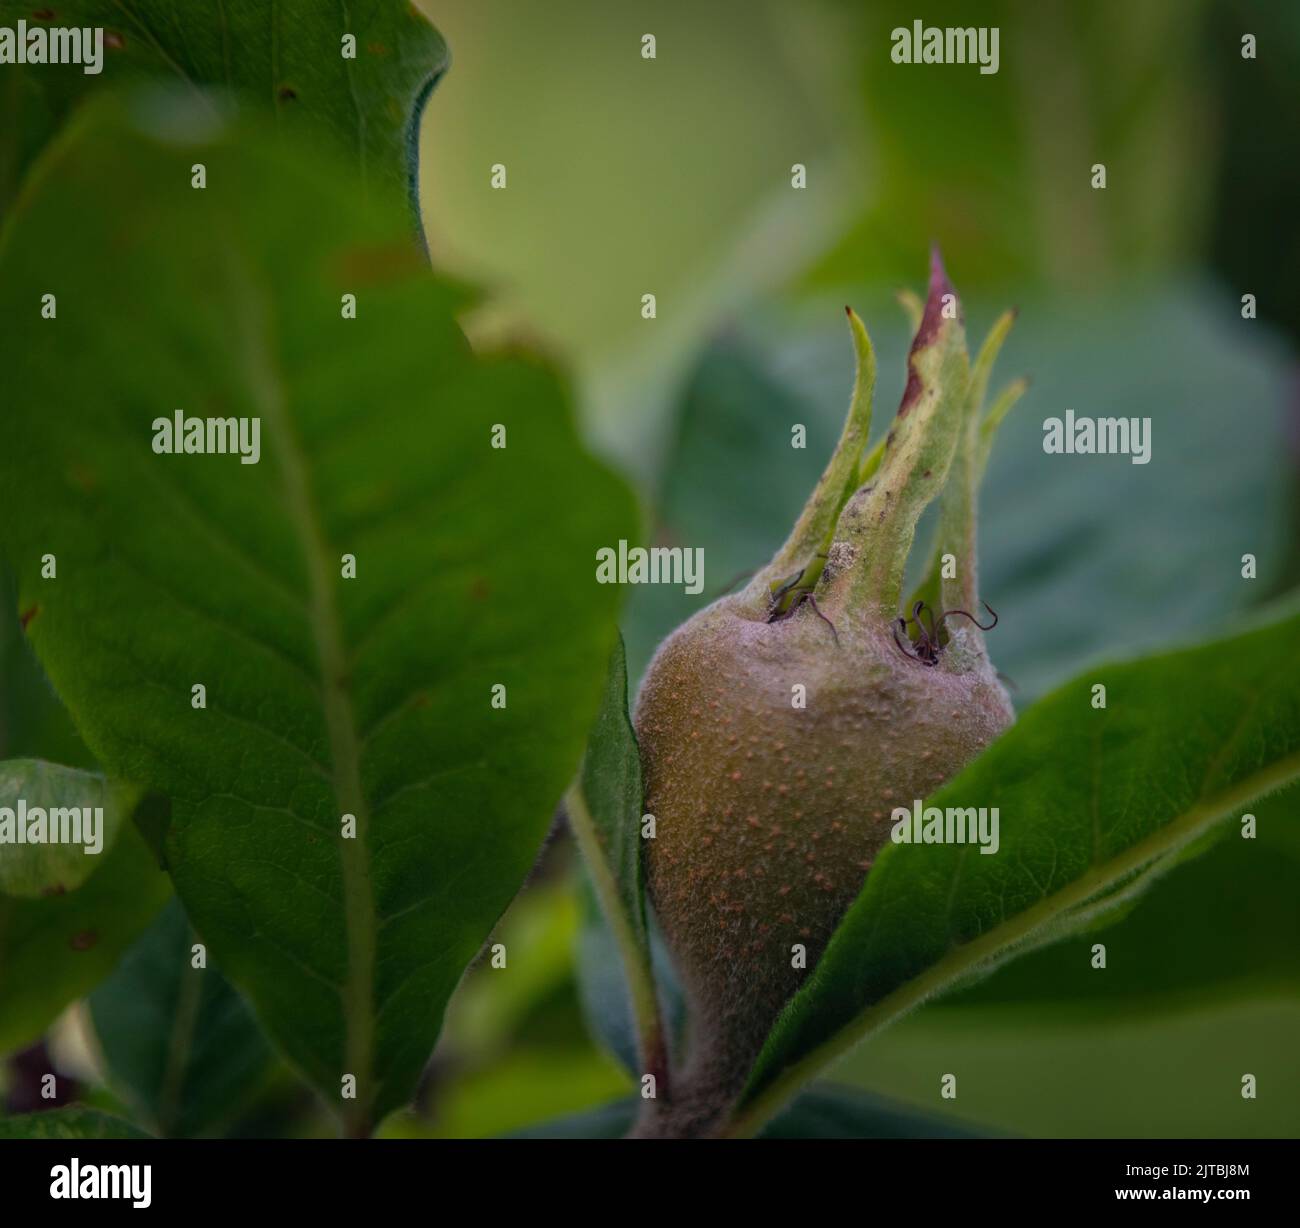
{"left": 633, "top": 254, "right": 1020, "bottom": 1137}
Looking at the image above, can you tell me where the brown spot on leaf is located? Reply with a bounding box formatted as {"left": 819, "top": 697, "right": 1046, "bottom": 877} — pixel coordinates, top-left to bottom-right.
{"left": 32, "top": 9, "right": 56, "bottom": 21}
{"left": 19, "top": 605, "right": 38, "bottom": 631}
{"left": 278, "top": 86, "right": 298, "bottom": 102}
{"left": 70, "top": 930, "right": 98, "bottom": 951}
{"left": 335, "top": 242, "right": 424, "bottom": 287}
{"left": 105, "top": 30, "right": 124, "bottom": 50}
{"left": 68, "top": 463, "right": 97, "bottom": 492}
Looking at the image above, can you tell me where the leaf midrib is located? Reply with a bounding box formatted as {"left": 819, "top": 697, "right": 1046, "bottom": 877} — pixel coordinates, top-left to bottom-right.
{"left": 156, "top": 928, "right": 204, "bottom": 1137}
{"left": 730, "top": 743, "right": 1300, "bottom": 1138}
{"left": 231, "top": 256, "right": 376, "bottom": 1134}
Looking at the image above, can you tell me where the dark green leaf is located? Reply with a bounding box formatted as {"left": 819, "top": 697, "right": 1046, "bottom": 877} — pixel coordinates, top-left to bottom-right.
{"left": 0, "top": 0, "right": 447, "bottom": 216}
{"left": 567, "top": 637, "right": 666, "bottom": 1074}
{"left": 572, "top": 868, "right": 685, "bottom": 1075}
{"left": 0, "top": 1107, "right": 150, "bottom": 1139}
{"left": 89, "top": 898, "right": 272, "bottom": 1137}
{"left": 0, "top": 759, "right": 135, "bottom": 896}
{"left": 575, "top": 638, "right": 648, "bottom": 953}
{"left": 943, "top": 786, "right": 1300, "bottom": 1012}
{"left": 0, "top": 567, "right": 92, "bottom": 768}
{"left": 572, "top": 873, "right": 639, "bottom": 1073}
{"left": 734, "top": 607, "right": 1300, "bottom": 1133}
{"left": 0, "top": 825, "right": 170, "bottom": 1055}
{"left": 0, "top": 103, "right": 637, "bottom": 1130}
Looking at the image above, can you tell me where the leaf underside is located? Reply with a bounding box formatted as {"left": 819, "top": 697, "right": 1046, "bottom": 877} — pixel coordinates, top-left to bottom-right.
{"left": 0, "top": 105, "right": 636, "bottom": 1126}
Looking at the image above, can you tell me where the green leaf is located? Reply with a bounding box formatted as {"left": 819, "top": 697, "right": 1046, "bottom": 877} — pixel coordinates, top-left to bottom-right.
{"left": 731, "top": 607, "right": 1300, "bottom": 1135}
{"left": 0, "top": 1108, "right": 150, "bottom": 1139}
{"left": 88, "top": 898, "right": 272, "bottom": 1137}
{"left": 0, "top": 824, "right": 170, "bottom": 1055}
{"left": 572, "top": 872, "right": 639, "bottom": 1074}
{"left": 0, "top": 567, "right": 93, "bottom": 769}
{"left": 0, "top": 103, "right": 636, "bottom": 1131}
{"left": 0, "top": 759, "right": 135, "bottom": 896}
{"left": 572, "top": 868, "right": 685, "bottom": 1075}
{"left": 573, "top": 639, "right": 649, "bottom": 956}
{"left": 566, "top": 637, "right": 665, "bottom": 1078}
{"left": 942, "top": 786, "right": 1300, "bottom": 1013}
{"left": 0, "top": 0, "right": 448, "bottom": 217}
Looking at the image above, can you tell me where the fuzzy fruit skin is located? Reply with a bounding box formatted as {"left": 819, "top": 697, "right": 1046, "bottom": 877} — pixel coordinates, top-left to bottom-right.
{"left": 633, "top": 593, "right": 1013, "bottom": 1137}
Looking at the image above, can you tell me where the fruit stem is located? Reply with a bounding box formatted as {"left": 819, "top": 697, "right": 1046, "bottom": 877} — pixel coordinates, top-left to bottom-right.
{"left": 566, "top": 784, "right": 669, "bottom": 1097}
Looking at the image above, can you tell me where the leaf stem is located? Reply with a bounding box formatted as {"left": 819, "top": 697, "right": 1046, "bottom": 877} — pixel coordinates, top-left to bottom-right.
{"left": 156, "top": 928, "right": 204, "bottom": 1138}
{"left": 566, "top": 785, "right": 668, "bottom": 1095}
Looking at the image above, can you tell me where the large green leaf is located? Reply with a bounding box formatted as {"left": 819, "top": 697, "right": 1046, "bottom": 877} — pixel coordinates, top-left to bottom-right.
{"left": 941, "top": 786, "right": 1300, "bottom": 1013}
{"left": 0, "top": 759, "right": 134, "bottom": 896}
{"left": 0, "top": 823, "right": 170, "bottom": 1055}
{"left": 0, "top": 103, "right": 636, "bottom": 1131}
{"left": 0, "top": 1107, "right": 150, "bottom": 1139}
{"left": 0, "top": 568, "right": 92, "bottom": 769}
{"left": 0, "top": 0, "right": 447, "bottom": 216}
{"left": 89, "top": 899, "right": 272, "bottom": 1137}
{"left": 731, "top": 607, "right": 1300, "bottom": 1135}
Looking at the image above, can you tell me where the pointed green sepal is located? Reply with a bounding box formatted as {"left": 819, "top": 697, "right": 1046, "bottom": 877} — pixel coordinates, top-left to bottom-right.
{"left": 821, "top": 248, "right": 970, "bottom": 625}
{"left": 741, "top": 306, "right": 876, "bottom": 616}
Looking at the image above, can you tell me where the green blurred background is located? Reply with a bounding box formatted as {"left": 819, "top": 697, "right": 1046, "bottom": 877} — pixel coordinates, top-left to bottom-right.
{"left": 5, "top": 0, "right": 1297, "bottom": 1137}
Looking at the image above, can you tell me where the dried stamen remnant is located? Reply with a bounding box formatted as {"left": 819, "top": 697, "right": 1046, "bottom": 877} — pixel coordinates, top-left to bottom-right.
{"left": 892, "top": 599, "right": 998, "bottom": 666}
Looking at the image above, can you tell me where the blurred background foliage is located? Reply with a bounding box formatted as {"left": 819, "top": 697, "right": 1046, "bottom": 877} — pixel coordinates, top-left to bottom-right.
{"left": 3, "top": 0, "right": 1297, "bottom": 1137}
